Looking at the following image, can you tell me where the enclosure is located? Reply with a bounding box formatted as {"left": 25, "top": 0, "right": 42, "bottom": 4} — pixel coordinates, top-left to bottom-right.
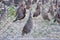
{"left": 0, "top": 0, "right": 60, "bottom": 40}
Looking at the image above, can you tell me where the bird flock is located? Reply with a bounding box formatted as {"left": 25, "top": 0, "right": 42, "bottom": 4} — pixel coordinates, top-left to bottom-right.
{"left": 0, "top": 0, "right": 60, "bottom": 36}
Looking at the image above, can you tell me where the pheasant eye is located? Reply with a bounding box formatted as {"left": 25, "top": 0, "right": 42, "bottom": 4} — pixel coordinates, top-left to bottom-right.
{"left": 58, "top": 5, "right": 60, "bottom": 7}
